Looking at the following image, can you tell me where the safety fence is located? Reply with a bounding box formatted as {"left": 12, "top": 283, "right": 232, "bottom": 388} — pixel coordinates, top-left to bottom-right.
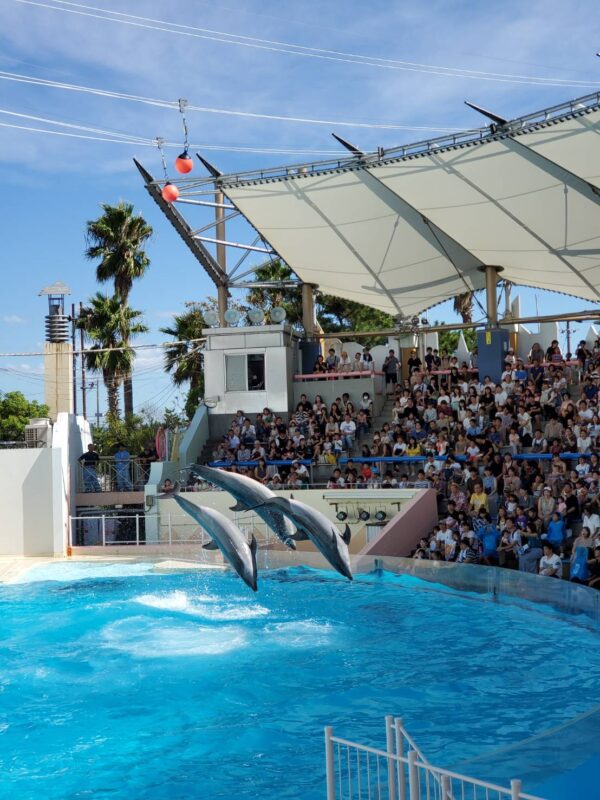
{"left": 77, "top": 457, "right": 149, "bottom": 493}
{"left": 69, "top": 511, "right": 276, "bottom": 548}
{"left": 325, "top": 716, "right": 544, "bottom": 800}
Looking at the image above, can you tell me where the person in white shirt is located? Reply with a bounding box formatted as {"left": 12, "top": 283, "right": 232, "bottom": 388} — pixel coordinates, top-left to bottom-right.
{"left": 539, "top": 544, "right": 562, "bottom": 578}
{"left": 577, "top": 427, "right": 593, "bottom": 453}
{"left": 582, "top": 506, "right": 600, "bottom": 537}
{"left": 340, "top": 414, "right": 357, "bottom": 449}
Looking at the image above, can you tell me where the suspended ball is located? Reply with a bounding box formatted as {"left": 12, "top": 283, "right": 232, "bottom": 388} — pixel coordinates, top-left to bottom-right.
{"left": 175, "top": 151, "right": 193, "bottom": 174}
{"left": 161, "top": 182, "right": 180, "bottom": 203}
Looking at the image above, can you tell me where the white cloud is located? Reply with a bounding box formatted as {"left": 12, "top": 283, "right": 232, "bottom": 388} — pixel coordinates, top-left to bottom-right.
{"left": 3, "top": 315, "right": 26, "bottom": 324}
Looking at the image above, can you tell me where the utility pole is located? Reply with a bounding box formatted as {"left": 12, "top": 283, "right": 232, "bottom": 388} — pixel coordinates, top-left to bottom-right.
{"left": 79, "top": 301, "right": 87, "bottom": 419}
{"left": 70, "top": 302, "right": 78, "bottom": 416}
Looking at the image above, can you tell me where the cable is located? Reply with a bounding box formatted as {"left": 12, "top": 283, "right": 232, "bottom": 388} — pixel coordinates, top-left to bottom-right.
{"left": 0, "top": 70, "right": 464, "bottom": 133}
{"left": 0, "top": 119, "right": 347, "bottom": 156}
{"left": 13, "top": 0, "right": 599, "bottom": 88}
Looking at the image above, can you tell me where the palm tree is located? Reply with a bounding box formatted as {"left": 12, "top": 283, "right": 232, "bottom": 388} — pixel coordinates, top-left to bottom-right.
{"left": 160, "top": 304, "right": 206, "bottom": 419}
{"left": 85, "top": 202, "right": 152, "bottom": 416}
{"left": 453, "top": 291, "right": 473, "bottom": 324}
{"left": 78, "top": 293, "right": 148, "bottom": 418}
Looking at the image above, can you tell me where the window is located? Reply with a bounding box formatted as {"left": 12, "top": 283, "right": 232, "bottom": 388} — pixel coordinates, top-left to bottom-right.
{"left": 225, "top": 353, "right": 265, "bottom": 392}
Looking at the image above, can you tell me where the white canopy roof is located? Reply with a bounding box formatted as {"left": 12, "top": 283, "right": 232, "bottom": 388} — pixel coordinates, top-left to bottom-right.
{"left": 221, "top": 97, "right": 600, "bottom": 318}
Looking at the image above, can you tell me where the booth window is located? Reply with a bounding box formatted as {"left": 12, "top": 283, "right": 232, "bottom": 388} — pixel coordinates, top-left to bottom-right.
{"left": 225, "top": 353, "right": 265, "bottom": 392}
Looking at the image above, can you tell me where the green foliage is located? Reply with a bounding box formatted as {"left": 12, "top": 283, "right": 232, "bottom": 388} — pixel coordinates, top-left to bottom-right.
{"left": 0, "top": 391, "right": 49, "bottom": 441}
{"left": 243, "top": 261, "right": 395, "bottom": 343}
{"left": 91, "top": 413, "right": 156, "bottom": 456}
{"left": 78, "top": 293, "right": 148, "bottom": 418}
{"left": 160, "top": 302, "right": 207, "bottom": 420}
{"left": 437, "top": 326, "right": 477, "bottom": 356}
{"left": 85, "top": 201, "right": 152, "bottom": 303}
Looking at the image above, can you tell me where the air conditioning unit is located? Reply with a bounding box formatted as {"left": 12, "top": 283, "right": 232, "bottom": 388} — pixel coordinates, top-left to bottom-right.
{"left": 24, "top": 418, "right": 53, "bottom": 448}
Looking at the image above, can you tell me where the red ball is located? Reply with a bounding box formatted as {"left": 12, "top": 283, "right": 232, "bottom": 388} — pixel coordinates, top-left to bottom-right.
{"left": 175, "top": 151, "right": 193, "bottom": 174}
{"left": 161, "top": 182, "right": 180, "bottom": 203}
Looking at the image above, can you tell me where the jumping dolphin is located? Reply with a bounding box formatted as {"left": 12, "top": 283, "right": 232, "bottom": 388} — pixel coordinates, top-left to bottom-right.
{"left": 249, "top": 495, "right": 353, "bottom": 581}
{"left": 171, "top": 492, "right": 258, "bottom": 591}
{"left": 189, "top": 464, "right": 298, "bottom": 550}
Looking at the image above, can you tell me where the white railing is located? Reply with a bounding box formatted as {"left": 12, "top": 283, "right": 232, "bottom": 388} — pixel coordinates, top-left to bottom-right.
{"left": 325, "top": 717, "right": 544, "bottom": 800}
{"left": 69, "top": 512, "right": 275, "bottom": 548}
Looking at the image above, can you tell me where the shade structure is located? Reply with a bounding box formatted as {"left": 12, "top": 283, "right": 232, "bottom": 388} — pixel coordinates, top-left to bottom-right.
{"left": 220, "top": 98, "right": 600, "bottom": 318}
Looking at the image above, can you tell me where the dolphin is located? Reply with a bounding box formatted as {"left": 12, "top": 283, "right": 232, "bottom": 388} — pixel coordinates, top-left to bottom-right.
{"left": 249, "top": 495, "right": 353, "bottom": 581}
{"left": 170, "top": 491, "right": 258, "bottom": 592}
{"left": 189, "top": 464, "right": 298, "bottom": 550}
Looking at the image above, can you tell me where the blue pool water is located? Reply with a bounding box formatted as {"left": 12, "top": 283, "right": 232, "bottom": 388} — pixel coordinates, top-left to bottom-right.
{"left": 0, "top": 563, "right": 599, "bottom": 799}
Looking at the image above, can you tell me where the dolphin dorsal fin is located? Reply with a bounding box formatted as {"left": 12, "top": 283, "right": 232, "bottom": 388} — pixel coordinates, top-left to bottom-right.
{"left": 341, "top": 524, "right": 352, "bottom": 545}
{"left": 290, "top": 493, "right": 294, "bottom": 500}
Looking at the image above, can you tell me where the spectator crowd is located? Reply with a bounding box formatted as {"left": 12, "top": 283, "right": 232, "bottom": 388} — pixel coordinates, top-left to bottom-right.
{"left": 203, "top": 337, "right": 600, "bottom": 588}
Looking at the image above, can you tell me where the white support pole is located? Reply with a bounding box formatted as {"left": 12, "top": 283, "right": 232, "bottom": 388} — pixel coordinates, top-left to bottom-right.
{"left": 385, "top": 716, "right": 397, "bottom": 800}
{"left": 135, "top": 514, "right": 140, "bottom": 546}
{"left": 408, "top": 750, "right": 419, "bottom": 800}
{"left": 101, "top": 515, "right": 106, "bottom": 547}
{"left": 510, "top": 779, "right": 522, "bottom": 800}
{"left": 325, "top": 727, "right": 336, "bottom": 800}
{"left": 441, "top": 775, "right": 450, "bottom": 800}
{"left": 394, "top": 718, "right": 406, "bottom": 800}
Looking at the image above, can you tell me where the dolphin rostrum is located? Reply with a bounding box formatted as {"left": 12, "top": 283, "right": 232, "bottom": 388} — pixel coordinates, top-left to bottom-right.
{"left": 249, "top": 495, "right": 353, "bottom": 581}
{"left": 171, "top": 492, "right": 258, "bottom": 591}
{"left": 189, "top": 464, "right": 297, "bottom": 550}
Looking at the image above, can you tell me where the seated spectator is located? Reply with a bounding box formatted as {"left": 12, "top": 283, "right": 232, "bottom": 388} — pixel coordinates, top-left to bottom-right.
{"left": 457, "top": 537, "right": 479, "bottom": 563}
{"left": 538, "top": 543, "right": 562, "bottom": 578}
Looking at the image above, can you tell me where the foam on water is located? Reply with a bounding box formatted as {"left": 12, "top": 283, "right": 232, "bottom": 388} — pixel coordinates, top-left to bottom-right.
{"left": 100, "top": 616, "right": 248, "bottom": 658}
{"left": 264, "top": 620, "right": 335, "bottom": 648}
{"left": 15, "top": 561, "right": 156, "bottom": 584}
{"left": 133, "top": 590, "right": 270, "bottom": 620}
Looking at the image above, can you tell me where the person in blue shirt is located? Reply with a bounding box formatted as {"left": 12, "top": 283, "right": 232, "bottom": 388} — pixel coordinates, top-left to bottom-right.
{"left": 478, "top": 513, "right": 500, "bottom": 565}
{"left": 114, "top": 443, "right": 133, "bottom": 491}
{"left": 545, "top": 511, "right": 566, "bottom": 548}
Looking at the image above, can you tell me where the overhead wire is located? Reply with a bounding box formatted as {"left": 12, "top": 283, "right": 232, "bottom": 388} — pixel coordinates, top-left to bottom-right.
{"left": 0, "top": 70, "right": 464, "bottom": 132}
{"left": 12, "top": 0, "right": 599, "bottom": 88}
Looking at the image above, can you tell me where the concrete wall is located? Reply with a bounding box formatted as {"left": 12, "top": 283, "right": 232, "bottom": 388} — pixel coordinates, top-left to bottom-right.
{"left": 293, "top": 376, "right": 384, "bottom": 416}
{"left": 0, "top": 448, "right": 66, "bottom": 556}
{"left": 359, "top": 488, "right": 438, "bottom": 558}
{"left": 178, "top": 403, "right": 210, "bottom": 470}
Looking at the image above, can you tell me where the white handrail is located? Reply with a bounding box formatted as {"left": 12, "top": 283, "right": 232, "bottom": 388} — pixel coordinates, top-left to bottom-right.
{"left": 326, "top": 718, "right": 545, "bottom": 800}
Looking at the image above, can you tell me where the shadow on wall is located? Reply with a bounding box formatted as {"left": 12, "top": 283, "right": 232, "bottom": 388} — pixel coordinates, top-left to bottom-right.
{"left": 359, "top": 489, "right": 438, "bottom": 558}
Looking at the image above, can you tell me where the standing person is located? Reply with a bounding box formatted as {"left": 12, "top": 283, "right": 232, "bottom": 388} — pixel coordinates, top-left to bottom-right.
{"left": 78, "top": 443, "right": 101, "bottom": 492}
{"left": 361, "top": 347, "right": 374, "bottom": 372}
{"left": 325, "top": 348, "right": 339, "bottom": 372}
{"left": 114, "top": 443, "right": 133, "bottom": 491}
{"left": 383, "top": 349, "right": 400, "bottom": 396}
{"left": 407, "top": 348, "right": 422, "bottom": 375}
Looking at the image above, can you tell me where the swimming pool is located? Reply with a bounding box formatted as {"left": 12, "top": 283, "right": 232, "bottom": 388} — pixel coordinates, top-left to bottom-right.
{"left": 0, "top": 562, "right": 598, "bottom": 799}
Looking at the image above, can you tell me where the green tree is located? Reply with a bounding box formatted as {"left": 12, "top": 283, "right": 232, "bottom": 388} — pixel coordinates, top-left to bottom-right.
{"left": 0, "top": 392, "right": 49, "bottom": 441}
{"left": 78, "top": 293, "right": 148, "bottom": 419}
{"left": 244, "top": 261, "right": 395, "bottom": 343}
{"left": 85, "top": 201, "right": 152, "bottom": 417}
{"left": 160, "top": 302, "right": 206, "bottom": 420}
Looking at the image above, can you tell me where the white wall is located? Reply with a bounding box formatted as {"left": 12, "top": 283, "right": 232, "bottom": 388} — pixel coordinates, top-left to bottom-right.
{"left": 0, "top": 448, "right": 66, "bottom": 556}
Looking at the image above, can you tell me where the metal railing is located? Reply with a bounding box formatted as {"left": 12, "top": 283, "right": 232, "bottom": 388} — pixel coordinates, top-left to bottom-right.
{"left": 76, "top": 456, "right": 149, "bottom": 493}
{"left": 69, "top": 512, "right": 277, "bottom": 548}
{"left": 325, "top": 717, "right": 544, "bottom": 800}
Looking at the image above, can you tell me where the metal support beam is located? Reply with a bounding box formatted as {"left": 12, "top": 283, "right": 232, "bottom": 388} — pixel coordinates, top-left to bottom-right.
{"left": 302, "top": 283, "right": 317, "bottom": 339}
{"left": 482, "top": 265, "right": 501, "bottom": 326}
{"left": 217, "top": 285, "right": 229, "bottom": 327}
{"left": 193, "top": 235, "right": 275, "bottom": 254}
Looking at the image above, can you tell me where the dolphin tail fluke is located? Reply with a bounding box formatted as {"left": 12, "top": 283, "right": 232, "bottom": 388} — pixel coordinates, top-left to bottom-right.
{"left": 341, "top": 524, "right": 352, "bottom": 545}
{"left": 230, "top": 501, "right": 249, "bottom": 512}
{"left": 202, "top": 540, "right": 219, "bottom": 550}
{"left": 249, "top": 535, "right": 258, "bottom": 592}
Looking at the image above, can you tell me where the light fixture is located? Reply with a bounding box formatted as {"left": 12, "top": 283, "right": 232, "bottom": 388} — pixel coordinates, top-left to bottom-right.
{"left": 224, "top": 308, "right": 241, "bottom": 325}
{"left": 203, "top": 309, "right": 219, "bottom": 327}
{"left": 336, "top": 511, "right": 348, "bottom": 522}
{"left": 248, "top": 308, "right": 265, "bottom": 325}
{"left": 270, "top": 307, "right": 287, "bottom": 323}
{"left": 358, "top": 509, "right": 370, "bottom": 522}
{"left": 203, "top": 397, "right": 219, "bottom": 409}
{"left": 375, "top": 510, "right": 387, "bottom": 522}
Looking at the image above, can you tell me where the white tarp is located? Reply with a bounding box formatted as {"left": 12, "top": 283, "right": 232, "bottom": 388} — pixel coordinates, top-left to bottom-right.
{"left": 222, "top": 106, "right": 600, "bottom": 317}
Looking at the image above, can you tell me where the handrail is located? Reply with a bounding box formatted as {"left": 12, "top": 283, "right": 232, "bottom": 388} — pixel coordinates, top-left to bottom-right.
{"left": 293, "top": 370, "right": 382, "bottom": 380}
{"left": 326, "top": 717, "right": 545, "bottom": 800}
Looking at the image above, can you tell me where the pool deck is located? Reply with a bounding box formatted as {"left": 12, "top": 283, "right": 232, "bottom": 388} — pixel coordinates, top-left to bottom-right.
{"left": 0, "top": 556, "right": 226, "bottom": 583}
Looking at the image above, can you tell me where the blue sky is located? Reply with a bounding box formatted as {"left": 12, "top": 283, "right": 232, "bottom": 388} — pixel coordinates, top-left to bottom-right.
{"left": 0, "top": 0, "right": 598, "bottom": 416}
